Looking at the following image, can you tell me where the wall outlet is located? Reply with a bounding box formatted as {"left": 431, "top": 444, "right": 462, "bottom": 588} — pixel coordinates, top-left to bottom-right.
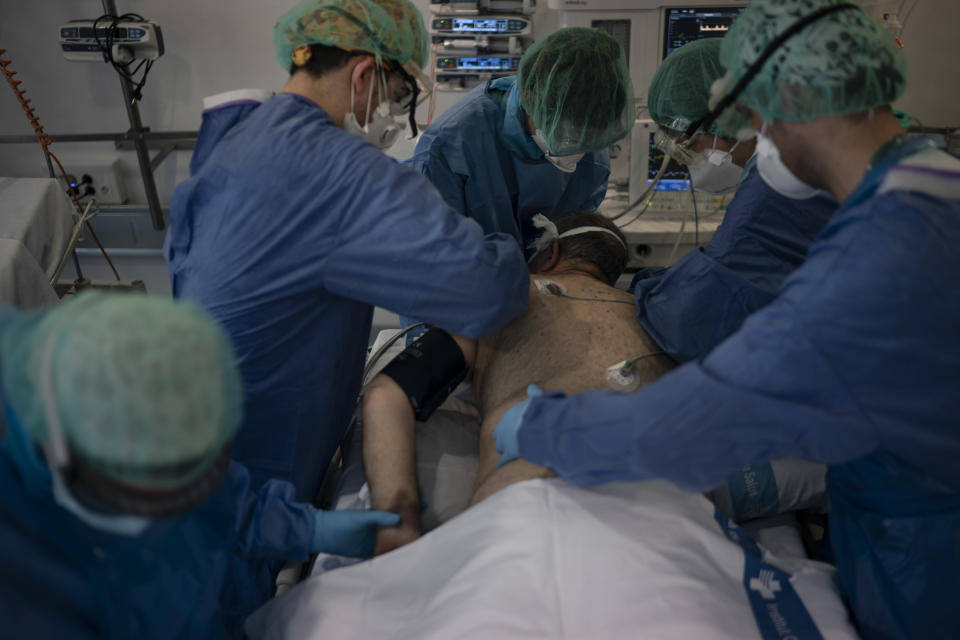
{"left": 70, "top": 158, "right": 127, "bottom": 204}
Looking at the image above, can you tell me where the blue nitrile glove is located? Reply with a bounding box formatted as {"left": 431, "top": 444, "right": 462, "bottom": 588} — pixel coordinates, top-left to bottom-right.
{"left": 493, "top": 384, "right": 544, "bottom": 468}
{"left": 311, "top": 509, "right": 400, "bottom": 557}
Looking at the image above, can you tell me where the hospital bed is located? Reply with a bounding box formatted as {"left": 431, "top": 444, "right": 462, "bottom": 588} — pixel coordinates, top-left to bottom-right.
{"left": 0, "top": 178, "right": 73, "bottom": 308}
{"left": 252, "top": 330, "right": 852, "bottom": 639}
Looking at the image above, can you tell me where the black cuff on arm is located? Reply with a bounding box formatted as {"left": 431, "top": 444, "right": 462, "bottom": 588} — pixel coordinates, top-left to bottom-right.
{"left": 379, "top": 328, "right": 468, "bottom": 422}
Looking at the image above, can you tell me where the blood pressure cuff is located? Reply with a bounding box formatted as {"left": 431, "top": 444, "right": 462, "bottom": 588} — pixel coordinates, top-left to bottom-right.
{"left": 379, "top": 328, "right": 468, "bottom": 422}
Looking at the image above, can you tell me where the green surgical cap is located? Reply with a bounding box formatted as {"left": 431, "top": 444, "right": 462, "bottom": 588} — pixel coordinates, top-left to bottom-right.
{"left": 714, "top": 0, "right": 906, "bottom": 132}
{"left": 274, "top": 0, "right": 428, "bottom": 71}
{"left": 517, "top": 27, "right": 634, "bottom": 156}
{"left": 648, "top": 38, "right": 728, "bottom": 137}
{"left": 1, "top": 292, "right": 242, "bottom": 488}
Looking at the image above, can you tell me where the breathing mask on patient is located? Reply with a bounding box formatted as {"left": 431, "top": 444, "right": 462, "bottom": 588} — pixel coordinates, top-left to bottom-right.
{"left": 526, "top": 214, "right": 628, "bottom": 263}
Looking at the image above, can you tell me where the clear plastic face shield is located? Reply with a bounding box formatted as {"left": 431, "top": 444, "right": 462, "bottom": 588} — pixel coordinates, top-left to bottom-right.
{"left": 343, "top": 54, "right": 432, "bottom": 149}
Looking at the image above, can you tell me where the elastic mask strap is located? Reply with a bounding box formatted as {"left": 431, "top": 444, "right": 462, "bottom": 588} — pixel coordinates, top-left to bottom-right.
{"left": 558, "top": 227, "right": 627, "bottom": 252}
{"left": 349, "top": 70, "right": 358, "bottom": 125}
{"left": 708, "top": 136, "right": 741, "bottom": 164}
{"left": 363, "top": 62, "right": 376, "bottom": 129}
{"left": 685, "top": 2, "right": 860, "bottom": 139}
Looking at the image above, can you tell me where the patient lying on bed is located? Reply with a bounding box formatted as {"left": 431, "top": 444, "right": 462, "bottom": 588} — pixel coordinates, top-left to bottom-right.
{"left": 363, "top": 211, "right": 676, "bottom": 554}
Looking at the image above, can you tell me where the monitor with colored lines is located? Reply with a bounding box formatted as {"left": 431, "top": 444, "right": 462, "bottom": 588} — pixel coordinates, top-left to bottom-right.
{"left": 662, "top": 7, "right": 746, "bottom": 59}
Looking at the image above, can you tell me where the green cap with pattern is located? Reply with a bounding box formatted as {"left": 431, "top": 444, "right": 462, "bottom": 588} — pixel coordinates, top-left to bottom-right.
{"left": 1, "top": 292, "right": 242, "bottom": 488}
{"left": 274, "top": 0, "right": 428, "bottom": 72}
{"left": 517, "top": 27, "right": 634, "bottom": 156}
{"left": 648, "top": 38, "right": 729, "bottom": 137}
{"left": 711, "top": 0, "right": 906, "bottom": 132}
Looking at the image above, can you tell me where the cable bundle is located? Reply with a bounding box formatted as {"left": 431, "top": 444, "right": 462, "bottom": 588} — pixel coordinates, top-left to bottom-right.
{"left": 93, "top": 13, "right": 156, "bottom": 103}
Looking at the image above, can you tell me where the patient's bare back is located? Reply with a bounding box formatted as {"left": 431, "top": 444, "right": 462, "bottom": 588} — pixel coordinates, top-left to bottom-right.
{"left": 470, "top": 274, "right": 675, "bottom": 503}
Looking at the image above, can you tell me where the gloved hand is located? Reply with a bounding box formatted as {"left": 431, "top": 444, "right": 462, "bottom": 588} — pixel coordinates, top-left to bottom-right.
{"left": 311, "top": 508, "right": 400, "bottom": 557}
{"left": 493, "top": 384, "right": 544, "bottom": 468}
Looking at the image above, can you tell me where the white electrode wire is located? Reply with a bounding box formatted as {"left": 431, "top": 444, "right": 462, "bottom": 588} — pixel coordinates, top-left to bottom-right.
{"left": 666, "top": 191, "right": 691, "bottom": 265}
{"left": 50, "top": 200, "right": 97, "bottom": 286}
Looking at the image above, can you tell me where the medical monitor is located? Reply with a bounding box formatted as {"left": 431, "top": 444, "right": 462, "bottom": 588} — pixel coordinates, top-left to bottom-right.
{"left": 662, "top": 6, "right": 745, "bottom": 58}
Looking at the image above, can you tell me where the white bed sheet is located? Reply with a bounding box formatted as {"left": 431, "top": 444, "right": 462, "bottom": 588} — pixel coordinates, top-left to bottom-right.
{"left": 249, "top": 478, "right": 858, "bottom": 640}
{"left": 0, "top": 177, "right": 72, "bottom": 308}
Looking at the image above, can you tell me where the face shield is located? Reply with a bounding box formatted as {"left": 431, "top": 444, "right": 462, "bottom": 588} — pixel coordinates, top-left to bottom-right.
{"left": 382, "top": 57, "right": 432, "bottom": 137}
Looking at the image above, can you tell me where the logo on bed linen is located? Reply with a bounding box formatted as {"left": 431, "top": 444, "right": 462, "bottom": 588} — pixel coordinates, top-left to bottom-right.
{"left": 749, "top": 569, "right": 782, "bottom": 600}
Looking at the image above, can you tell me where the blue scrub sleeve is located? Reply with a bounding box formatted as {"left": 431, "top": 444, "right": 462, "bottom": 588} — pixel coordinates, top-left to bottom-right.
{"left": 517, "top": 356, "right": 879, "bottom": 492}
{"left": 634, "top": 248, "right": 777, "bottom": 361}
{"left": 225, "top": 463, "right": 314, "bottom": 562}
{"left": 322, "top": 147, "right": 529, "bottom": 339}
{"left": 415, "top": 146, "right": 468, "bottom": 216}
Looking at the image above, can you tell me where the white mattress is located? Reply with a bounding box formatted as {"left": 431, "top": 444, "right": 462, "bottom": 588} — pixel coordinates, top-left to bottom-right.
{"left": 248, "top": 478, "right": 858, "bottom": 639}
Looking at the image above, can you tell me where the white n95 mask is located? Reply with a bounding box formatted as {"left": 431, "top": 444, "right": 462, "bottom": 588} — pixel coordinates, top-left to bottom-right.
{"left": 755, "top": 124, "right": 822, "bottom": 199}
{"left": 687, "top": 136, "right": 743, "bottom": 195}
{"left": 531, "top": 130, "right": 585, "bottom": 173}
{"left": 343, "top": 64, "right": 404, "bottom": 151}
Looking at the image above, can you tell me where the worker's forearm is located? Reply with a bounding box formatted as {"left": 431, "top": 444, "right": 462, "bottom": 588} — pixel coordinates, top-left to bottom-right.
{"left": 362, "top": 375, "right": 420, "bottom": 527}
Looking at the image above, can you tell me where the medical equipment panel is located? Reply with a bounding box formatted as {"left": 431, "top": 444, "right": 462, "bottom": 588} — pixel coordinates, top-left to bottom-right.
{"left": 432, "top": 16, "right": 533, "bottom": 35}
{"left": 59, "top": 20, "right": 164, "bottom": 62}
{"left": 432, "top": 0, "right": 536, "bottom": 14}
{"left": 430, "top": 2, "right": 533, "bottom": 90}
{"left": 436, "top": 56, "right": 521, "bottom": 73}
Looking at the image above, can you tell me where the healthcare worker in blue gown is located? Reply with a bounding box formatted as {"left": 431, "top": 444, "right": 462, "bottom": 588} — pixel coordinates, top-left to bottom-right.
{"left": 633, "top": 38, "right": 837, "bottom": 362}
{"left": 0, "top": 293, "right": 399, "bottom": 639}
{"left": 492, "top": 2, "right": 960, "bottom": 638}
{"left": 406, "top": 27, "right": 634, "bottom": 249}
{"left": 165, "top": 0, "right": 527, "bottom": 631}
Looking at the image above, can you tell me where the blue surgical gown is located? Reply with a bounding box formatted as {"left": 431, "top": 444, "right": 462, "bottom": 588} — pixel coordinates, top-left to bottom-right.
{"left": 633, "top": 162, "right": 837, "bottom": 361}
{"left": 0, "top": 406, "right": 313, "bottom": 640}
{"left": 165, "top": 93, "right": 528, "bottom": 502}
{"left": 513, "top": 137, "right": 960, "bottom": 639}
{"left": 405, "top": 76, "right": 611, "bottom": 247}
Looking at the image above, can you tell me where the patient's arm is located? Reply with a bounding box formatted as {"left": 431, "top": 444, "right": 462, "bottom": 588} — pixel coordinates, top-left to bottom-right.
{"left": 363, "top": 374, "right": 421, "bottom": 555}
{"left": 362, "top": 329, "right": 477, "bottom": 555}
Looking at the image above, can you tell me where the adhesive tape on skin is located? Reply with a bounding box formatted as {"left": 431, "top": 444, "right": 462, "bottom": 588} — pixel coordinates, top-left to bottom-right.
{"left": 527, "top": 214, "right": 559, "bottom": 259}
{"left": 605, "top": 360, "right": 640, "bottom": 391}
{"left": 534, "top": 279, "right": 565, "bottom": 295}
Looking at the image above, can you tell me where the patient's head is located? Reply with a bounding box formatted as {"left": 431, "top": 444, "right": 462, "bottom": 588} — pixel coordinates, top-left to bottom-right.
{"left": 529, "top": 211, "right": 628, "bottom": 286}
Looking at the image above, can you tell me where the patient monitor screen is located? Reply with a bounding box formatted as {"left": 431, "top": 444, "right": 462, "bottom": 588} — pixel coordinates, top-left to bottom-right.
{"left": 663, "top": 7, "right": 746, "bottom": 58}
{"left": 650, "top": 6, "right": 747, "bottom": 190}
